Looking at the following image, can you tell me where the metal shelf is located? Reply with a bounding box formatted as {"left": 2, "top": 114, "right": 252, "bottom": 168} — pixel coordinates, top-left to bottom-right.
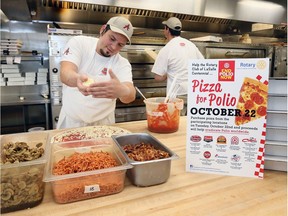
{"left": 1, "top": 53, "right": 44, "bottom": 65}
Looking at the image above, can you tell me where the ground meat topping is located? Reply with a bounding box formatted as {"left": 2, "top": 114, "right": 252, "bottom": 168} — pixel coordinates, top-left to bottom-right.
{"left": 122, "top": 142, "right": 170, "bottom": 161}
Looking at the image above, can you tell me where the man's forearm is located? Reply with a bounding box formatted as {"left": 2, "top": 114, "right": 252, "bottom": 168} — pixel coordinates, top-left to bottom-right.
{"left": 60, "top": 69, "right": 80, "bottom": 87}
{"left": 60, "top": 61, "right": 80, "bottom": 87}
{"left": 119, "top": 83, "right": 136, "bottom": 104}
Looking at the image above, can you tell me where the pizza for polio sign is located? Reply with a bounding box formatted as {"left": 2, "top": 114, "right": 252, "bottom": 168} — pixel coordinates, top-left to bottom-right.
{"left": 186, "top": 58, "right": 269, "bottom": 179}
{"left": 191, "top": 79, "right": 236, "bottom": 107}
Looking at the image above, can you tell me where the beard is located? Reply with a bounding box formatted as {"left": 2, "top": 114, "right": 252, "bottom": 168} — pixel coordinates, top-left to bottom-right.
{"left": 99, "top": 48, "right": 111, "bottom": 57}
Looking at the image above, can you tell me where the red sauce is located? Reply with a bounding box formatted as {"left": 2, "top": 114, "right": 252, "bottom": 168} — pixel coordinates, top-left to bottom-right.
{"left": 146, "top": 102, "right": 180, "bottom": 133}
{"left": 61, "top": 132, "right": 87, "bottom": 142}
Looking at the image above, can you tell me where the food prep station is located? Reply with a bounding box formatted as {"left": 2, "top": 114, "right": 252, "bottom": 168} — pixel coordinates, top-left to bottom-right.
{"left": 0, "top": 117, "right": 287, "bottom": 215}
{"left": 1, "top": 1, "right": 287, "bottom": 133}
{"left": 1, "top": 123, "right": 180, "bottom": 213}
{"left": 0, "top": 0, "right": 287, "bottom": 215}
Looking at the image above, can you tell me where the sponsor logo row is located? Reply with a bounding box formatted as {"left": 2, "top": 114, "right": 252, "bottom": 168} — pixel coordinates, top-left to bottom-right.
{"left": 190, "top": 135, "right": 257, "bottom": 144}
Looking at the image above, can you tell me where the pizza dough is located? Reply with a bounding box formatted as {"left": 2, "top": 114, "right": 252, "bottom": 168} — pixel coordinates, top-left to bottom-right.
{"left": 51, "top": 125, "right": 131, "bottom": 143}
{"left": 83, "top": 78, "right": 94, "bottom": 86}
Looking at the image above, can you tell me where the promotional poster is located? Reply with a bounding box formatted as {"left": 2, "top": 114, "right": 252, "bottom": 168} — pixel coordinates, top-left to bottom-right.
{"left": 186, "top": 58, "right": 270, "bottom": 178}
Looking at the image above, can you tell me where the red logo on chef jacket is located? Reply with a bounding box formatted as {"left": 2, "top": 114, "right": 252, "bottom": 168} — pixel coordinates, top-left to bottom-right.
{"left": 218, "top": 61, "right": 235, "bottom": 81}
{"left": 101, "top": 68, "right": 108, "bottom": 75}
{"left": 179, "top": 42, "right": 185, "bottom": 46}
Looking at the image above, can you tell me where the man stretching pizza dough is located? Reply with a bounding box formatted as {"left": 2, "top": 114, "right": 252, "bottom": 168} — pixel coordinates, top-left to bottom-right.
{"left": 57, "top": 16, "right": 136, "bottom": 129}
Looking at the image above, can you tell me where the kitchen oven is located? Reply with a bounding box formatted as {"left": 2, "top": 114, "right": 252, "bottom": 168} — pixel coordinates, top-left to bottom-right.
{"left": 194, "top": 41, "right": 272, "bottom": 58}
{"left": 116, "top": 45, "right": 165, "bottom": 122}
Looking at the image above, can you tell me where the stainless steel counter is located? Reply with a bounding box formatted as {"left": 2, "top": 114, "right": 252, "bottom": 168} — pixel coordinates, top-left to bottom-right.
{"left": 1, "top": 95, "right": 51, "bottom": 133}
{"left": 1, "top": 95, "right": 50, "bottom": 106}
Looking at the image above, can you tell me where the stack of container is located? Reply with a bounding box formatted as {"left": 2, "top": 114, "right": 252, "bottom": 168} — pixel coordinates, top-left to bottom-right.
{"left": 0, "top": 64, "right": 24, "bottom": 86}
{"left": 1, "top": 39, "right": 23, "bottom": 55}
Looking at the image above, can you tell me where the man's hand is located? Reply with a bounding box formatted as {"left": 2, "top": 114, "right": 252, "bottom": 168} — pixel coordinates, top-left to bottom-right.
{"left": 77, "top": 74, "right": 92, "bottom": 96}
{"left": 61, "top": 61, "right": 92, "bottom": 97}
{"left": 86, "top": 69, "right": 135, "bottom": 103}
{"left": 154, "top": 74, "right": 167, "bottom": 81}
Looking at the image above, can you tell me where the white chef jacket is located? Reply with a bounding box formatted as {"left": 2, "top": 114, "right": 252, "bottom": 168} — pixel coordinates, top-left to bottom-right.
{"left": 57, "top": 35, "right": 133, "bottom": 129}
{"left": 152, "top": 36, "right": 204, "bottom": 95}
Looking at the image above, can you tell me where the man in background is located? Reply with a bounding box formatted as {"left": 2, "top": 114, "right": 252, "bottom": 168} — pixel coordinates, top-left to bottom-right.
{"left": 151, "top": 17, "right": 204, "bottom": 112}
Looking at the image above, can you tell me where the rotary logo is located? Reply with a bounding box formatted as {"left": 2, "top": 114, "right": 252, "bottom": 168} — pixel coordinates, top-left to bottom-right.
{"left": 257, "top": 60, "right": 266, "bottom": 70}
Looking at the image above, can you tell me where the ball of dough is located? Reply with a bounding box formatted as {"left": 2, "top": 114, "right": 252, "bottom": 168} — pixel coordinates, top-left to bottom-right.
{"left": 83, "top": 78, "right": 94, "bottom": 86}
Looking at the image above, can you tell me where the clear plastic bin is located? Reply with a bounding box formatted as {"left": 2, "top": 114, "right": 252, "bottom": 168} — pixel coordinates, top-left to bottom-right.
{"left": 144, "top": 97, "right": 183, "bottom": 133}
{"left": 0, "top": 131, "right": 48, "bottom": 213}
{"left": 44, "top": 138, "right": 132, "bottom": 204}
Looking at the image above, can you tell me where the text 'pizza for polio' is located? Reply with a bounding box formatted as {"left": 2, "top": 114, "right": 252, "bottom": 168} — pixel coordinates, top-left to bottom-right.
{"left": 235, "top": 77, "right": 268, "bottom": 125}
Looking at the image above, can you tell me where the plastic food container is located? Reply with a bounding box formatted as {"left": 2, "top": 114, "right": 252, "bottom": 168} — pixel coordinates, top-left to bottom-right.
{"left": 112, "top": 133, "right": 179, "bottom": 187}
{"left": 44, "top": 138, "right": 132, "bottom": 204}
{"left": 0, "top": 131, "right": 48, "bottom": 214}
{"left": 144, "top": 97, "right": 183, "bottom": 133}
{"left": 28, "top": 127, "right": 45, "bottom": 132}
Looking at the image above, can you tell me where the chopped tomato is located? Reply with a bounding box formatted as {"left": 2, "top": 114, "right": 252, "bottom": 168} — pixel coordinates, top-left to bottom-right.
{"left": 147, "top": 102, "right": 180, "bottom": 133}
{"left": 62, "top": 133, "right": 86, "bottom": 142}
